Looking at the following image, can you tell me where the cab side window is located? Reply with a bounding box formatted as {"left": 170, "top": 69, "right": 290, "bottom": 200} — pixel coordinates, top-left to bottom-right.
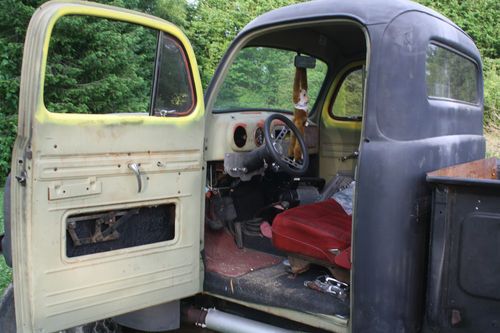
{"left": 44, "top": 16, "right": 195, "bottom": 116}
{"left": 426, "top": 44, "right": 478, "bottom": 105}
{"left": 331, "top": 68, "right": 363, "bottom": 120}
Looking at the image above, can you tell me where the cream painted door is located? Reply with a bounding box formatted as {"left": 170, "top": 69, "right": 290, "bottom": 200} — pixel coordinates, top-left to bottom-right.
{"left": 10, "top": 2, "right": 205, "bottom": 332}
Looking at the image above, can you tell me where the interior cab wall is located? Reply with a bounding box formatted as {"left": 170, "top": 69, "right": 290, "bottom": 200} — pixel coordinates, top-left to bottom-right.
{"left": 318, "top": 59, "right": 364, "bottom": 181}
{"left": 352, "top": 11, "right": 484, "bottom": 333}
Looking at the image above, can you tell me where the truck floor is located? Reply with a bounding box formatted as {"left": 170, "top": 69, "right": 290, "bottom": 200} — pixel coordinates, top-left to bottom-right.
{"left": 203, "top": 229, "right": 350, "bottom": 317}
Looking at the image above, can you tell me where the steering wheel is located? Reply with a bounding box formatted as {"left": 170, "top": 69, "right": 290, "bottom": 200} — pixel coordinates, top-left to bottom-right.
{"left": 264, "top": 114, "right": 309, "bottom": 176}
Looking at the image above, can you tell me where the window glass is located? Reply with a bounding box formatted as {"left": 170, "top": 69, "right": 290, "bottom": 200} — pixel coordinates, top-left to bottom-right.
{"left": 331, "top": 68, "right": 363, "bottom": 119}
{"left": 426, "top": 44, "right": 478, "bottom": 104}
{"left": 152, "top": 33, "right": 195, "bottom": 116}
{"left": 44, "top": 16, "right": 195, "bottom": 116}
{"left": 214, "top": 47, "right": 328, "bottom": 113}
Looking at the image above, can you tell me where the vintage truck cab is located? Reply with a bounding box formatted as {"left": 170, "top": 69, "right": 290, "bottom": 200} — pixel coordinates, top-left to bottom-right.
{"left": 1, "top": 0, "right": 498, "bottom": 332}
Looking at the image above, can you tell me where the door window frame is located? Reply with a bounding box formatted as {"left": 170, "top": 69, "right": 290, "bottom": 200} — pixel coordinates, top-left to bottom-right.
{"left": 149, "top": 31, "right": 198, "bottom": 117}
{"left": 25, "top": 3, "right": 204, "bottom": 133}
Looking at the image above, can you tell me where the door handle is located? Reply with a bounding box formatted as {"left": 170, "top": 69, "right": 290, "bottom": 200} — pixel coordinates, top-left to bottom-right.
{"left": 128, "top": 163, "right": 142, "bottom": 193}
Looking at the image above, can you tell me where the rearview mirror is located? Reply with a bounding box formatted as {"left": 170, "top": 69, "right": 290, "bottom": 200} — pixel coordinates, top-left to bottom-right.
{"left": 294, "top": 55, "right": 316, "bottom": 69}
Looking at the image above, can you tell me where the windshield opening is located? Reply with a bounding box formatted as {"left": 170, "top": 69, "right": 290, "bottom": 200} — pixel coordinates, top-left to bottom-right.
{"left": 213, "top": 47, "right": 328, "bottom": 113}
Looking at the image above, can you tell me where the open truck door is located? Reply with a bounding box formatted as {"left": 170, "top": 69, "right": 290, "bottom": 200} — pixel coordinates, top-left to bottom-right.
{"left": 10, "top": 2, "right": 205, "bottom": 332}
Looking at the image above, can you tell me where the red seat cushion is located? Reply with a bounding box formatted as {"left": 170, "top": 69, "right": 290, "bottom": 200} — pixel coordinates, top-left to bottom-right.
{"left": 272, "top": 199, "right": 352, "bottom": 266}
{"left": 335, "top": 246, "right": 351, "bottom": 270}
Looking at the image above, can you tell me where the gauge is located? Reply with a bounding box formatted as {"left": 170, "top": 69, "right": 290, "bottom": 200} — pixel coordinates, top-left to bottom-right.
{"left": 233, "top": 126, "right": 247, "bottom": 148}
{"left": 254, "top": 127, "right": 264, "bottom": 147}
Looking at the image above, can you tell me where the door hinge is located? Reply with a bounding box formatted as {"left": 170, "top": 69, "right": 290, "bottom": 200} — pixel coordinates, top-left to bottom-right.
{"left": 15, "top": 170, "right": 27, "bottom": 186}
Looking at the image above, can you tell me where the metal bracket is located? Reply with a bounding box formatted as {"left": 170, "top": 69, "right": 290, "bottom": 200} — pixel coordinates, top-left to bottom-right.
{"left": 340, "top": 150, "right": 359, "bottom": 162}
{"left": 305, "top": 275, "right": 350, "bottom": 301}
{"left": 67, "top": 209, "right": 139, "bottom": 247}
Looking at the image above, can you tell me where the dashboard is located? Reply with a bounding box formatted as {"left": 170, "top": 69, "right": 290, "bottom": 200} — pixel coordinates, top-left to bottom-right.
{"left": 205, "top": 111, "right": 319, "bottom": 161}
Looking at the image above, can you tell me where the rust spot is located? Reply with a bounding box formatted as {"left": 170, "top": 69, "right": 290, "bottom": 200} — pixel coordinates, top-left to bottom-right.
{"left": 428, "top": 158, "right": 497, "bottom": 180}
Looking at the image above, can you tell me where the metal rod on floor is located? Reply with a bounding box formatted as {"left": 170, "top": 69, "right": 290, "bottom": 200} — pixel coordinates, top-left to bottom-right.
{"left": 185, "top": 307, "right": 294, "bottom": 333}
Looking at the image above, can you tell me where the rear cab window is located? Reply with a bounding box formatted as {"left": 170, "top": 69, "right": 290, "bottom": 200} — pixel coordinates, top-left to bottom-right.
{"left": 426, "top": 43, "right": 479, "bottom": 105}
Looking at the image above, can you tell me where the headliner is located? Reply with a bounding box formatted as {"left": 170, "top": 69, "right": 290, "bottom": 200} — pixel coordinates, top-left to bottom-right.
{"left": 246, "top": 21, "right": 366, "bottom": 62}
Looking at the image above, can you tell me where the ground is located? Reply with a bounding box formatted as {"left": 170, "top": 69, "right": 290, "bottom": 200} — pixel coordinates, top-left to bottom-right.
{"left": 485, "top": 125, "right": 500, "bottom": 158}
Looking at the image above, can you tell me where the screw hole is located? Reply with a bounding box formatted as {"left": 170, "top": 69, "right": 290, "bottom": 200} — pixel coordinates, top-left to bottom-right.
{"left": 54, "top": 168, "right": 58, "bottom": 172}
{"left": 54, "top": 145, "right": 58, "bottom": 149}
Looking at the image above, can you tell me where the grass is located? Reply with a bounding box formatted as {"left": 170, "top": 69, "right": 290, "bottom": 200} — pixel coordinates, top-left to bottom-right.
{"left": 485, "top": 125, "right": 500, "bottom": 158}
{"left": 0, "top": 187, "right": 12, "bottom": 295}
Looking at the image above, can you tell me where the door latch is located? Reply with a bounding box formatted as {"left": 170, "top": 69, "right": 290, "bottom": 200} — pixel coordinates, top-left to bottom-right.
{"left": 340, "top": 150, "right": 359, "bottom": 162}
{"left": 128, "top": 163, "right": 143, "bottom": 193}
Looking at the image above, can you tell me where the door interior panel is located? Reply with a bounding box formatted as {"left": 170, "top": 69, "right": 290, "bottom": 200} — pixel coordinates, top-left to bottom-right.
{"left": 319, "top": 122, "right": 361, "bottom": 180}
{"left": 11, "top": 2, "right": 206, "bottom": 332}
{"left": 28, "top": 145, "right": 204, "bottom": 332}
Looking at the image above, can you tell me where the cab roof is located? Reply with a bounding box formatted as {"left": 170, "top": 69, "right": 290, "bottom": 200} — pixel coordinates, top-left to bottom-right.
{"left": 241, "top": 0, "right": 460, "bottom": 35}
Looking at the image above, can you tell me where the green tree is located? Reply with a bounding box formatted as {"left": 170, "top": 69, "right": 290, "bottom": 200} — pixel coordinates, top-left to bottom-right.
{"left": 416, "top": 0, "right": 499, "bottom": 124}
{"left": 416, "top": 0, "right": 499, "bottom": 58}
{"left": 45, "top": 16, "right": 157, "bottom": 114}
{"left": 185, "top": 0, "right": 306, "bottom": 88}
{"left": 215, "top": 47, "right": 327, "bottom": 112}
{"left": 0, "top": 0, "right": 189, "bottom": 183}
{"left": 0, "top": 0, "right": 36, "bottom": 182}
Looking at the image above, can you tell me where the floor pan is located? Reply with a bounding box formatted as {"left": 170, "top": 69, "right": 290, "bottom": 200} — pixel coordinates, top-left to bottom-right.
{"left": 204, "top": 229, "right": 282, "bottom": 277}
{"left": 204, "top": 229, "right": 350, "bottom": 317}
